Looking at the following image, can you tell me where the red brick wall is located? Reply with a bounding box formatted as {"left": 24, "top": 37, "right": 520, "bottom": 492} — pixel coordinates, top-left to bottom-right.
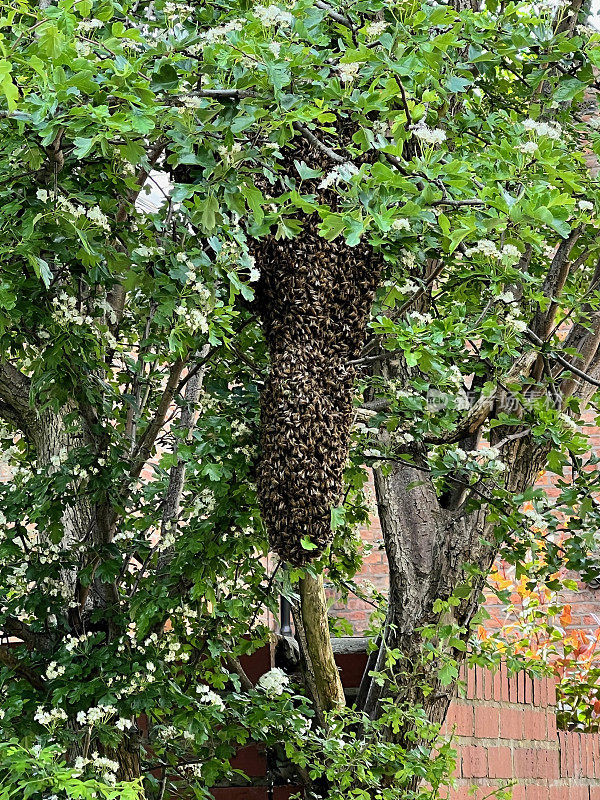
{"left": 442, "top": 665, "right": 600, "bottom": 800}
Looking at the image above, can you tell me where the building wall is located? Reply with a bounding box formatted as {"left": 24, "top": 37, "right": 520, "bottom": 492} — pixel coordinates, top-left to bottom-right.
{"left": 443, "top": 665, "right": 600, "bottom": 800}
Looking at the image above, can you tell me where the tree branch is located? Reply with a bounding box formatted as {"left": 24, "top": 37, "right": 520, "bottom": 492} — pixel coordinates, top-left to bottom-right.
{"left": 0, "top": 644, "right": 47, "bottom": 692}
{"left": 314, "top": 0, "right": 353, "bottom": 27}
{"left": 0, "top": 363, "right": 36, "bottom": 438}
{"left": 129, "top": 357, "right": 187, "bottom": 481}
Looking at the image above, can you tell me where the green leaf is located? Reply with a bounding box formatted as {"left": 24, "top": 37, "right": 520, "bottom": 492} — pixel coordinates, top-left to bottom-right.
{"left": 27, "top": 255, "right": 53, "bottom": 288}
{"left": 330, "top": 506, "right": 345, "bottom": 530}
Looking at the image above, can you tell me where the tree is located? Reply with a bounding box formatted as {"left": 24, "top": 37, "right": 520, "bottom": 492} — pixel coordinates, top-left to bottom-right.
{"left": 1, "top": 0, "right": 600, "bottom": 796}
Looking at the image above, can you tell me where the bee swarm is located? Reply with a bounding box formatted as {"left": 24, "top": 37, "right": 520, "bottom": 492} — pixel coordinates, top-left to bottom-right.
{"left": 253, "top": 212, "right": 381, "bottom": 566}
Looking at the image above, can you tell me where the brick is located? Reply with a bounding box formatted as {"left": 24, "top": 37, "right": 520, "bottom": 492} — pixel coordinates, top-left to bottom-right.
{"left": 558, "top": 732, "right": 568, "bottom": 777}
{"left": 523, "top": 709, "right": 547, "bottom": 741}
{"left": 526, "top": 785, "right": 546, "bottom": 800}
{"left": 500, "top": 662, "right": 510, "bottom": 702}
{"left": 467, "top": 667, "right": 476, "bottom": 700}
{"left": 509, "top": 673, "right": 519, "bottom": 704}
{"left": 589, "top": 786, "right": 600, "bottom": 800}
{"left": 487, "top": 746, "right": 512, "bottom": 778}
{"left": 513, "top": 747, "right": 538, "bottom": 779}
{"left": 474, "top": 706, "right": 500, "bottom": 739}
{"left": 547, "top": 678, "right": 557, "bottom": 706}
{"left": 525, "top": 674, "right": 533, "bottom": 705}
{"left": 493, "top": 668, "right": 502, "bottom": 702}
{"left": 536, "top": 747, "right": 559, "bottom": 780}
{"left": 511, "top": 786, "right": 526, "bottom": 800}
{"left": 501, "top": 708, "right": 524, "bottom": 740}
{"left": 484, "top": 668, "right": 494, "bottom": 701}
{"left": 547, "top": 709, "right": 557, "bottom": 738}
{"left": 549, "top": 787, "right": 570, "bottom": 800}
{"left": 518, "top": 671, "right": 527, "bottom": 704}
{"left": 461, "top": 745, "right": 488, "bottom": 778}
{"left": 447, "top": 703, "right": 474, "bottom": 737}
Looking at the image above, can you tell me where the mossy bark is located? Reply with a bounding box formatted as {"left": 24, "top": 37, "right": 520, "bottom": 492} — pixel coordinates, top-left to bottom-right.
{"left": 299, "top": 572, "right": 345, "bottom": 712}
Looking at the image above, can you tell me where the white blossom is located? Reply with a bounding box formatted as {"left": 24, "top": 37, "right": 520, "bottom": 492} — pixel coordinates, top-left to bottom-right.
{"left": 522, "top": 118, "right": 562, "bottom": 140}
{"left": 465, "top": 239, "right": 499, "bottom": 259}
{"left": 254, "top": 4, "right": 294, "bottom": 27}
{"left": 392, "top": 218, "right": 410, "bottom": 231}
{"left": 501, "top": 244, "right": 521, "bottom": 263}
{"left": 196, "top": 684, "right": 226, "bottom": 709}
{"left": 337, "top": 62, "right": 361, "bottom": 83}
{"left": 45, "top": 661, "right": 65, "bottom": 680}
{"left": 410, "top": 124, "right": 446, "bottom": 146}
{"left": 365, "top": 20, "right": 389, "bottom": 36}
{"left": 578, "top": 200, "right": 594, "bottom": 211}
{"left": 199, "top": 19, "right": 244, "bottom": 45}
{"left": 257, "top": 667, "right": 290, "bottom": 696}
{"left": 517, "top": 141, "right": 539, "bottom": 155}
{"left": 318, "top": 161, "right": 359, "bottom": 189}
{"left": 34, "top": 706, "right": 68, "bottom": 727}
{"left": 87, "top": 205, "right": 111, "bottom": 231}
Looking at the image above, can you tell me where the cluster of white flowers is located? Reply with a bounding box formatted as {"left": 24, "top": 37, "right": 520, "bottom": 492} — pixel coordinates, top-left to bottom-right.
{"left": 76, "top": 704, "right": 132, "bottom": 731}
{"left": 269, "top": 41, "right": 282, "bottom": 57}
{"left": 517, "top": 141, "right": 539, "bottom": 155}
{"left": 78, "top": 18, "right": 103, "bottom": 31}
{"left": 179, "top": 95, "right": 204, "bottom": 110}
{"left": 465, "top": 240, "right": 521, "bottom": 264}
{"left": 189, "top": 488, "right": 217, "bottom": 522}
{"left": 560, "top": 412, "right": 579, "bottom": 433}
{"left": 135, "top": 244, "right": 164, "bottom": 259}
{"left": 51, "top": 291, "right": 93, "bottom": 327}
{"left": 576, "top": 23, "right": 598, "bottom": 37}
{"left": 522, "top": 117, "right": 562, "bottom": 140}
{"left": 408, "top": 310, "right": 433, "bottom": 324}
{"left": 455, "top": 445, "right": 506, "bottom": 474}
{"left": 165, "top": 634, "right": 189, "bottom": 663}
{"left": 87, "top": 205, "right": 111, "bottom": 231}
{"left": 45, "top": 661, "right": 66, "bottom": 680}
{"left": 36, "top": 190, "right": 111, "bottom": 230}
{"left": 218, "top": 142, "right": 243, "bottom": 163}
{"left": 337, "top": 61, "right": 362, "bottom": 83}
{"left": 74, "top": 753, "right": 120, "bottom": 786}
{"left": 392, "top": 218, "right": 410, "bottom": 231}
{"left": 197, "top": 684, "right": 226, "bottom": 709}
{"left": 318, "top": 161, "right": 359, "bottom": 190}
{"left": 507, "top": 314, "right": 527, "bottom": 333}
{"left": 65, "top": 631, "right": 95, "bottom": 652}
{"left": 397, "top": 279, "right": 418, "bottom": 294}
{"left": 410, "top": 124, "right": 447, "bottom": 145}
{"left": 163, "top": 1, "right": 194, "bottom": 21}
{"left": 392, "top": 430, "right": 415, "bottom": 447}
{"left": 578, "top": 199, "right": 594, "bottom": 212}
{"left": 174, "top": 301, "right": 210, "bottom": 334}
{"left": 197, "top": 19, "right": 244, "bottom": 47}
{"left": 34, "top": 706, "right": 68, "bottom": 727}
{"left": 257, "top": 667, "right": 290, "bottom": 696}
{"left": 254, "top": 4, "right": 294, "bottom": 26}
{"left": 365, "top": 20, "right": 389, "bottom": 36}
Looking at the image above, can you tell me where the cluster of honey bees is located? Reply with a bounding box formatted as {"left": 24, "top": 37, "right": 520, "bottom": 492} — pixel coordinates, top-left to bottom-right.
{"left": 251, "top": 135, "right": 382, "bottom": 565}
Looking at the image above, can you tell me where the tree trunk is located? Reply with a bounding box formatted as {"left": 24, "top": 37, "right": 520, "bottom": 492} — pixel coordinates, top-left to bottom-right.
{"left": 299, "top": 573, "right": 346, "bottom": 711}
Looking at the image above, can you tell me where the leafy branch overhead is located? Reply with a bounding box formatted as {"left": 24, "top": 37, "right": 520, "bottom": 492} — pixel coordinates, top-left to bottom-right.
{"left": 0, "top": 0, "right": 600, "bottom": 796}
